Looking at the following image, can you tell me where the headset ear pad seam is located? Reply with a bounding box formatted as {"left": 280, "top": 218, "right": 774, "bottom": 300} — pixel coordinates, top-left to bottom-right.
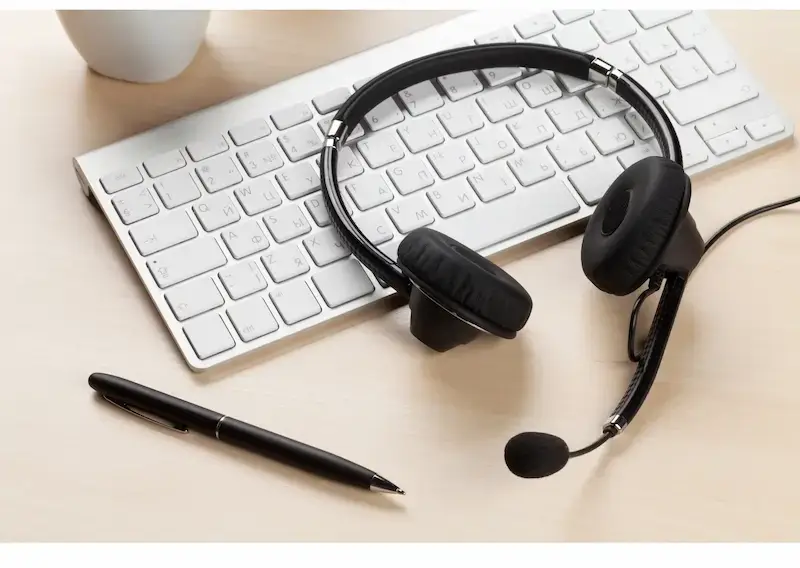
{"left": 581, "top": 156, "right": 691, "bottom": 296}
{"left": 397, "top": 228, "right": 533, "bottom": 334}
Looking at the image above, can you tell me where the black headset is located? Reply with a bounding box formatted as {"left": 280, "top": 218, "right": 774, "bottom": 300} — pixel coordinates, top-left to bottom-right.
{"left": 318, "top": 42, "right": 794, "bottom": 479}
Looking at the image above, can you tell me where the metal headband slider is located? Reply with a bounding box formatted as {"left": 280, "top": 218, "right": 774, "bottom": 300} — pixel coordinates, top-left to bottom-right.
{"left": 325, "top": 119, "right": 346, "bottom": 146}
{"left": 588, "top": 57, "right": 623, "bottom": 91}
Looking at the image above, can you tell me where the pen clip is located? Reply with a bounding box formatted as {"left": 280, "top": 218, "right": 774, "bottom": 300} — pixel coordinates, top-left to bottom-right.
{"left": 101, "top": 395, "right": 189, "bottom": 434}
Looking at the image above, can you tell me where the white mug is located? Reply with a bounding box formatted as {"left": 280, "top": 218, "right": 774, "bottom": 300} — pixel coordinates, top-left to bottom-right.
{"left": 57, "top": 10, "right": 211, "bottom": 84}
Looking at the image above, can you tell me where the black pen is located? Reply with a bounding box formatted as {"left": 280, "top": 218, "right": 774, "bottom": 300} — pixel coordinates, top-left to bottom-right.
{"left": 87, "top": 373, "right": 404, "bottom": 495}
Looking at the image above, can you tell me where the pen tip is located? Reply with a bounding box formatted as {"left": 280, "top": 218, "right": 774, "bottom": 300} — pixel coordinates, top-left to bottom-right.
{"left": 370, "top": 474, "right": 405, "bottom": 495}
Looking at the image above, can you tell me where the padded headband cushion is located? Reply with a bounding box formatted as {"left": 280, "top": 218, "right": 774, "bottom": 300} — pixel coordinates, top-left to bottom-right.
{"left": 397, "top": 228, "right": 532, "bottom": 333}
{"left": 580, "top": 156, "right": 690, "bottom": 296}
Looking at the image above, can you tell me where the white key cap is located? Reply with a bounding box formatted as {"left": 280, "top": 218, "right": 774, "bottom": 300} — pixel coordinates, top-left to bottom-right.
{"left": 183, "top": 313, "right": 235, "bottom": 359}
{"left": 547, "top": 133, "right": 596, "bottom": 171}
{"left": 506, "top": 109, "right": 555, "bottom": 148}
{"left": 427, "top": 181, "right": 476, "bottom": 218}
{"left": 312, "top": 259, "right": 375, "bottom": 308}
{"left": 227, "top": 296, "right": 279, "bottom": 342}
{"left": 186, "top": 135, "right": 229, "bottom": 162}
{"left": 317, "top": 115, "right": 365, "bottom": 143}
{"left": 631, "top": 10, "right": 691, "bottom": 29}
{"left": 629, "top": 65, "right": 671, "bottom": 98}
{"left": 545, "top": 97, "right": 594, "bottom": 133}
{"left": 345, "top": 174, "right": 394, "bottom": 211}
{"left": 276, "top": 162, "right": 320, "bottom": 200}
{"left": 130, "top": 210, "right": 198, "bottom": 256}
{"left": 617, "top": 140, "right": 661, "bottom": 168}
{"left": 353, "top": 76, "right": 375, "bottom": 90}
{"left": 277, "top": 124, "right": 323, "bottom": 162}
{"left": 195, "top": 155, "right": 243, "bottom": 193}
{"left": 143, "top": 149, "right": 186, "bottom": 178}
{"left": 165, "top": 277, "right": 224, "bottom": 322}
{"left": 631, "top": 28, "right": 679, "bottom": 64}
{"left": 474, "top": 27, "right": 516, "bottom": 44}
{"left": 397, "top": 117, "right": 445, "bottom": 154}
{"left": 234, "top": 178, "right": 283, "bottom": 215}
{"left": 193, "top": 193, "right": 241, "bottom": 232}
{"left": 112, "top": 185, "right": 159, "bottom": 225}
{"left": 476, "top": 86, "right": 525, "bottom": 123}
{"left": 315, "top": 146, "right": 365, "bottom": 183}
{"left": 303, "top": 227, "right": 350, "bottom": 266}
{"left": 585, "top": 86, "right": 631, "bottom": 118}
{"left": 706, "top": 129, "right": 747, "bottom": 156}
{"left": 357, "top": 131, "right": 405, "bottom": 168}
{"left": 386, "top": 193, "right": 436, "bottom": 234}
{"left": 313, "top": 87, "right": 351, "bottom": 114}
{"left": 304, "top": 192, "right": 353, "bottom": 227}
{"left": 147, "top": 238, "right": 227, "bottom": 288}
{"left": 467, "top": 164, "right": 517, "bottom": 202}
{"left": 593, "top": 43, "right": 641, "bottom": 73}
{"left": 261, "top": 244, "right": 310, "bottom": 283}
{"left": 526, "top": 33, "right": 557, "bottom": 47}
{"left": 220, "top": 220, "right": 269, "bottom": 260}
{"left": 437, "top": 71, "right": 483, "bottom": 102}
{"left": 237, "top": 139, "right": 284, "bottom": 178}
{"left": 553, "top": 21, "right": 601, "bottom": 52}
{"left": 586, "top": 116, "right": 636, "bottom": 155}
{"left": 661, "top": 50, "right": 709, "bottom": 89}
{"left": 695, "top": 39, "right": 736, "bottom": 75}
{"left": 270, "top": 281, "right": 322, "bottom": 325}
{"left": 663, "top": 76, "right": 758, "bottom": 125}
{"left": 480, "top": 68, "right": 523, "bottom": 88}
{"left": 515, "top": 73, "right": 563, "bottom": 108}
{"left": 398, "top": 81, "right": 444, "bottom": 116}
{"left": 667, "top": 16, "right": 712, "bottom": 49}
{"left": 590, "top": 10, "right": 638, "bottom": 43}
{"left": 507, "top": 147, "right": 557, "bottom": 186}
{"left": 219, "top": 260, "right": 268, "bottom": 300}
{"left": 514, "top": 13, "right": 556, "bottom": 38}
{"left": 744, "top": 114, "right": 786, "bottom": 141}
{"left": 554, "top": 10, "right": 594, "bottom": 24}
{"left": 365, "top": 98, "right": 405, "bottom": 132}
{"left": 100, "top": 167, "right": 142, "bottom": 194}
{"left": 387, "top": 158, "right": 435, "bottom": 195}
{"left": 355, "top": 210, "right": 395, "bottom": 245}
{"left": 271, "top": 103, "right": 313, "bottom": 130}
{"left": 229, "top": 118, "right": 271, "bottom": 146}
{"left": 625, "top": 109, "right": 654, "bottom": 140}
{"left": 436, "top": 100, "right": 485, "bottom": 137}
{"left": 568, "top": 160, "right": 624, "bottom": 205}
{"left": 427, "top": 142, "right": 476, "bottom": 179}
{"left": 153, "top": 171, "right": 201, "bottom": 209}
{"left": 695, "top": 116, "right": 736, "bottom": 141}
{"left": 678, "top": 129, "right": 709, "bottom": 168}
{"left": 264, "top": 204, "right": 312, "bottom": 243}
{"left": 467, "top": 128, "right": 516, "bottom": 164}
{"left": 555, "top": 73, "right": 594, "bottom": 95}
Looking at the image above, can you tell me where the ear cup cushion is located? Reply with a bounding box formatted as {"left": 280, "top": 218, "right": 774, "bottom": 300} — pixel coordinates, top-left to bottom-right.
{"left": 397, "top": 228, "right": 532, "bottom": 333}
{"left": 581, "top": 156, "right": 691, "bottom": 296}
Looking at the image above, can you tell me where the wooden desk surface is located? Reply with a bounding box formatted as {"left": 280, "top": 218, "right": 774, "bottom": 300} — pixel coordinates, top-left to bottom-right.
{"left": 2, "top": 10, "right": 800, "bottom": 542}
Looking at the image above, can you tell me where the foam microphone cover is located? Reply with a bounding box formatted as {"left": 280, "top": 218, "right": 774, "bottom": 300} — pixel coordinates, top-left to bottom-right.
{"left": 504, "top": 432, "right": 570, "bottom": 478}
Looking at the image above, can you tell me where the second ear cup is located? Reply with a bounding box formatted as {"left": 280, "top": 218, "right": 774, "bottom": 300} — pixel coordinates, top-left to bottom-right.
{"left": 397, "top": 228, "right": 533, "bottom": 335}
{"left": 581, "top": 156, "right": 692, "bottom": 296}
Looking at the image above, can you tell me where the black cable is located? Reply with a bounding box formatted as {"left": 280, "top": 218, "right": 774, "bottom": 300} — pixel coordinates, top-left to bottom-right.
{"left": 703, "top": 194, "right": 800, "bottom": 253}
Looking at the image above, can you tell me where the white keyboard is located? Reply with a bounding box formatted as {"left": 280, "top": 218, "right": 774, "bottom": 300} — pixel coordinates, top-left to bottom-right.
{"left": 73, "top": 10, "right": 794, "bottom": 372}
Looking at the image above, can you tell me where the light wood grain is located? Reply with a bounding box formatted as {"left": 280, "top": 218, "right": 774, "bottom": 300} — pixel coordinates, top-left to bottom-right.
{"left": 2, "top": 10, "right": 800, "bottom": 542}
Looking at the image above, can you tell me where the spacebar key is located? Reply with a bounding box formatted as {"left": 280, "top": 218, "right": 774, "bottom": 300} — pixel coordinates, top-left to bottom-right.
{"left": 663, "top": 76, "right": 759, "bottom": 125}
{"left": 147, "top": 238, "right": 227, "bottom": 288}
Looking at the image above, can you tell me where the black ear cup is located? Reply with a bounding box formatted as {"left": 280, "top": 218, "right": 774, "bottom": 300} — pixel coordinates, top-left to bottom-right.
{"left": 581, "top": 156, "right": 695, "bottom": 296}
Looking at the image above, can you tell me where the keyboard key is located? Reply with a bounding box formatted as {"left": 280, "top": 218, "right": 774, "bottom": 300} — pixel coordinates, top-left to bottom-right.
{"left": 507, "top": 147, "right": 557, "bottom": 186}
{"left": 590, "top": 10, "right": 637, "bottom": 43}
{"left": 467, "top": 164, "right": 517, "bottom": 202}
{"left": 545, "top": 97, "right": 594, "bottom": 133}
{"left": 476, "top": 86, "right": 525, "bottom": 123}
{"left": 318, "top": 115, "right": 365, "bottom": 143}
{"left": 398, "top": 81, "right": 444, "bottom": 116}
{"left": 186, "top": 135, "right": 229, "bottom": 162}
{"left": 695, "top": 39, "right": 736, "bottom": 75}
{"left": 354, "top": 210, "right": 395, "bottom": 245}
{"left": 237, "top": 139, "right": 284, "bottom": 178}
{"left": 695, "top": 116, "right": 736, "bottom": 141}
{"left": 506, "top": 109, "right": 555, "bottom": 148}
{"left": 631, "top": 28, "right": 679, "bottom": 64}
{"left": 196, "top": 155, "right": 243, "bottom": 193}
{"left": 679, "top": 129, "right": 709, "bottom": 168}
{"left": 130, "top": 210, "right": 198, "bottom": 256}
{"left": 153, "top": 171, "right": 201, "bottom": 209}
{"left": 183, "top": 313, "right": 235, "bottom": 359}
{"left": 427, "top": 142, "right": 476, "bottom": 179}
{"left": 365, "top": 98, "right": 405, "bottom": 132}
{"left": 547, "top": 133, "right": 596, "bottom": 171}
{"left": 220, "top": 220, "right": 270, "bottom": 260}
{"left": 270, "top": 281, "right": 322, "bottom": 325}
{"left": 630, "top": 10, "right": 691, "bottom": 29}
{"left": 554, "top": 10, "right": 594, "bottom": 24}
{"left": 219, "top": 260, "right": 268, "bottom": 300}
{"left": 387, "top": 158, "right": 435, "bottom": 195}
{"left": 318, "top": 146, "right": 364, "bottom": 181}
{"left": 629, "top": 65, "right": 671, "bottom": 98}
{"left": 593, "top": 43, "right": 641, "bottom": 73}
{"left": 353, "top": 76, "right": 375, "bottom": 90}
{"left": 261, "top": 244, "right": 310, "bottom": 283}
{"left": 667, "top": 16, "right": 712, "bottom": 49}
{"left": 617, "top": 141, "right": 660, "bottom": 168}
{"left": 271, "top": 102, "right": 313, "bottom": 130}
{"left": 467, "top": 128, "right": 516, "bottom": 164}
{"left": 705, "top": 129, "right": 747, "bottom": 156}
{"left": 436, "top": 100, "right": 485, "bottom": 137}
{"left": 264, "top": 203, "right": 312, "bottom": 243}
{"left": 303, "top": 227, "right": 350, "bottom": 266}
{"left": 397, "top": 117, "right": 445, "bottom": 153}
{"left": 357, "top": 131, "right": 405, "bottom": 168}
{"left": 586, "top": 116, "right": 636, "bottom": 155}
{"left": 165, "top": 277, "right": 224, "bottom": 322}
{"left": 625, "top": 110, "right": 654, "bottom": 140}
{"left": 663, "top": 76, "right": 758, "bottom": 125}
{"left": 553, "top": 21, "right": 601, "bottom": 52}
{"left": 100, "top": 167, "right": 142, "bottom": 194}
{"left": 304, "top": 192, "right": 353, "bottom": 227}
{"left": 147, "top": 238, "right": 227, "bottom": 288}
{"left": 744, "top": 114, "right": 786, "bottom": 141}
{"left": 193, "top": 193, "right": 241, "bottom": 232}
{"left": 143, "top": 149, "right": 186, "bottom": 178}
{"left": 514, "top": 13, "right": 556, "bottom": 38}
{"left": 427, "top": 181, "right": 476, "bottom": 218}
{"left": 345, "top": 174, "right": 394, "bottom": 211}
{"left": 474, "top": 27, "right": 516, "bottom": 44}
{"left": 234, "top": 178, "right": 283, "bottom": 215}
{"left": 313, "top": 87, "right": 351, "bottom": 114}
{"left": 568, "top": 159, "right": 624, "bottom": 205}
{"left": 584, "top": 86, "right": 631, "bottom": 118}
{"left": 515, "top": 73, "right": 563, "bottom": 108}
{"left": 276, "top": 162, "right": 321, "bottom": 200}
{"left": 227, "top": 297, "right": 279, "bottom": 342}
{"left": 554, "top": 73, "right": 594, "bottom": 95}
{"left": 229, "top": 118, "right": 271, "bottom": 145}
{"left": 277, "top": 124, "right": 323, "bottom": 162}
{"left": 312, "top": 259, "right": 375, "bottom": 309}
{"left": 527, "top": 34, "right": 557, "bottom": 48}
{"left": 437, "top": 71, "right": 483, "bottom": 102}
{"left": 480, "top": 68, "right": 523, "bottom": 88}
{"left": 112, "top": 185, "right": 159, "bottom": 225}
{"left": 386, "top": 193, "right": 436, "bottom": 233}
{"left": 661, "top": 50, "right": 709, "bottom": 89}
